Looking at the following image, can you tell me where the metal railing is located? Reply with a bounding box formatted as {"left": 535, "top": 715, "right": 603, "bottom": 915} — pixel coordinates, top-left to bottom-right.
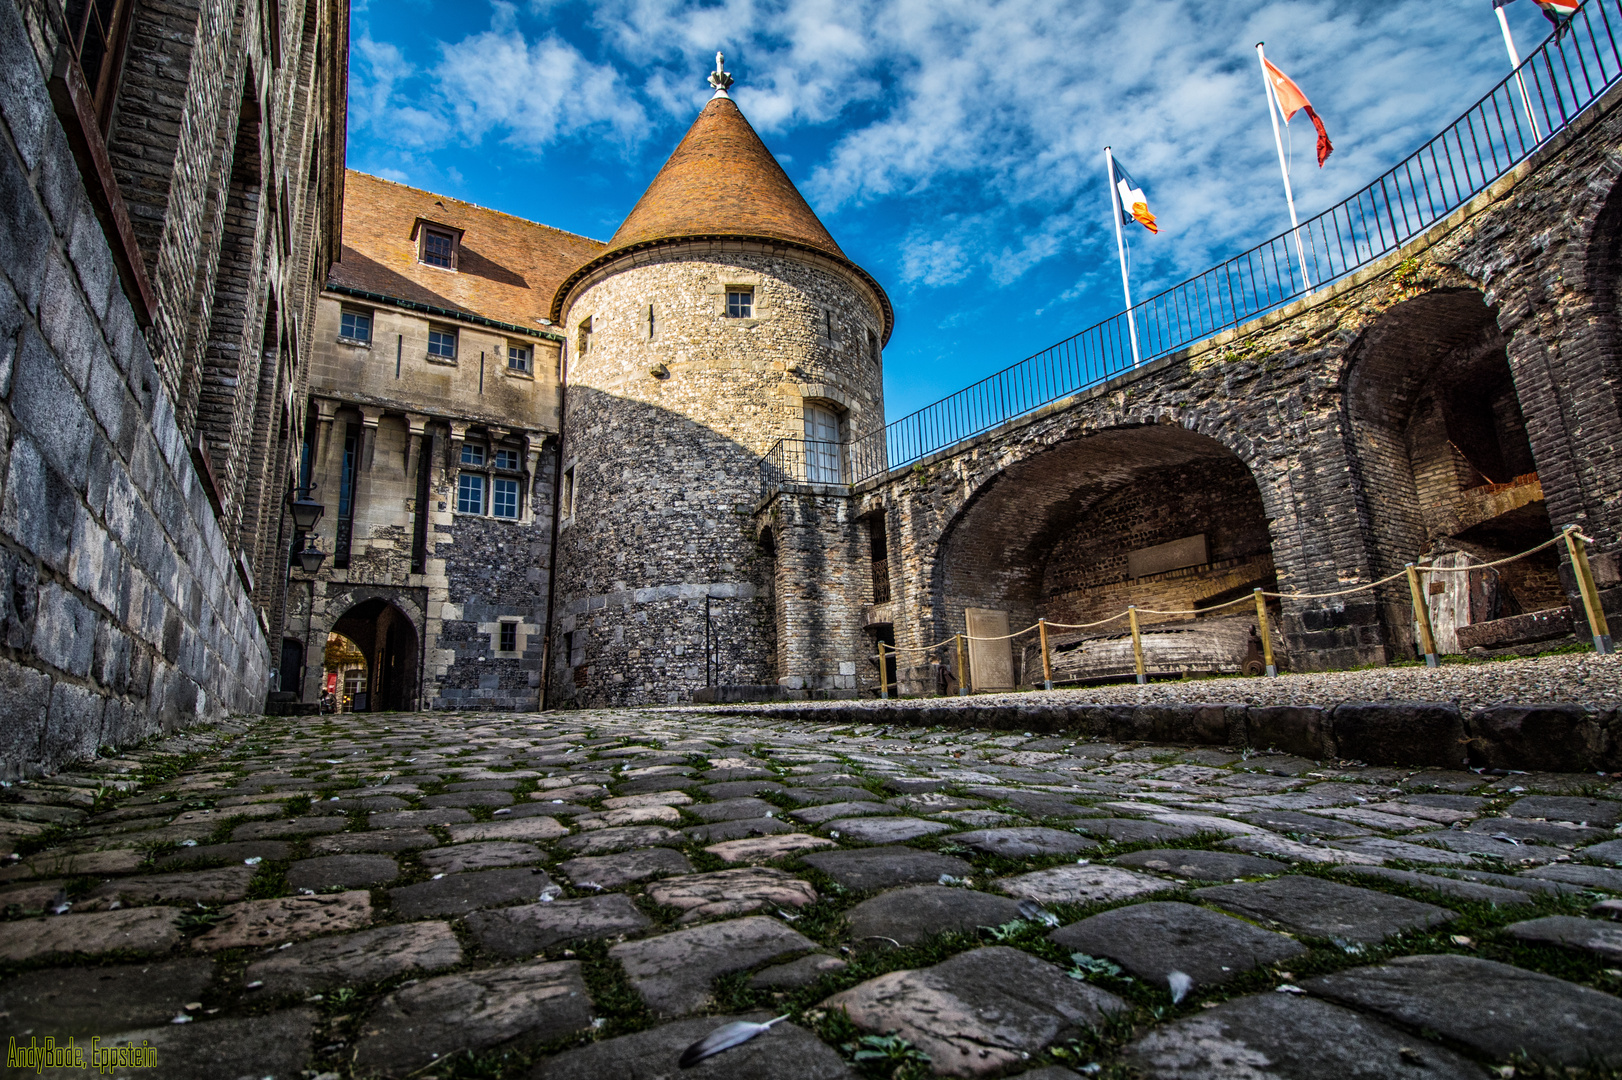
{"left": 760, "top": 1, "right": 1622, "bottom": 497}
{"left": 760, "top": 436, "right": 891, "bottom": 492}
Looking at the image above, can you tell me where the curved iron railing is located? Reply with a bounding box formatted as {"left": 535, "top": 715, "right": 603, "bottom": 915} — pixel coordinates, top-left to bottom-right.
{"left": 762, "top": 0, "right": 1622, "bottom": 496}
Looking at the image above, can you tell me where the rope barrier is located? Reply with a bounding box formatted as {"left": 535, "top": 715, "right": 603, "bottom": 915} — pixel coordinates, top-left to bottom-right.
{"left": 1131, "top": 594, "right": 1255, "bottom": 617}
{"left": 1419, "top": 533, "right": 1564, "bottom": 570}
{"left": 867, "top": 529, "right": 1598, "bottom": 668}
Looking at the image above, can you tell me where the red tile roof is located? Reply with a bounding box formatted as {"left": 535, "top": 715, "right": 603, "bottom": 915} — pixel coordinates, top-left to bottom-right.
{"left": 329, "top": 171, "right": 606, "bottom": 330}
{"left": 608, "top": 96, "right": 846, "bottom": 259}
{"left": 549, "top": 96, "right": 892, "bottom": 340}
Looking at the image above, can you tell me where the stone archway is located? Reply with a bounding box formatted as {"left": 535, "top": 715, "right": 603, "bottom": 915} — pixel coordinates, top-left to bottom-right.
{"left": 931, "top": 423, "right": 1281, "bottom": 686}
{"left": 330, "top": 599, "right": 420, "bottom": 712}
{"left": 1341, "top": 289, "right": 1560, "bottom": 655}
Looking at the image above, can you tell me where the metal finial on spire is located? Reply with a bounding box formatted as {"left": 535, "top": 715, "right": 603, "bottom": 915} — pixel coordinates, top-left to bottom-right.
{"left": 708, "top": 51, "right": 734, "bottom": 97}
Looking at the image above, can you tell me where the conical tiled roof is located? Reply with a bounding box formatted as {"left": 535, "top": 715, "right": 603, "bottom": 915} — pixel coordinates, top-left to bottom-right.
{"left": 606, "top": 97, "right": 846, "bottom": 259}
{"left": 551, "top": 95, "right": 891, "bottom": 339}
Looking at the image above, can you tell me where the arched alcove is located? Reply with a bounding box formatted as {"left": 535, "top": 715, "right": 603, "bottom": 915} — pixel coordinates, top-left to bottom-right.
{"left": 934, "top": 423, "right": 1281, "bottom": 684}
{"left": 1342, "top": 289, "right": 1560, "bottom": 654}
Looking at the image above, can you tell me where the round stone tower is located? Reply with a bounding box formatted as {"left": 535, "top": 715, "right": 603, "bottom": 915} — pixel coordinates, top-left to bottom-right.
{"left": 548, "top": 64, "right": 892, "bottom": 706}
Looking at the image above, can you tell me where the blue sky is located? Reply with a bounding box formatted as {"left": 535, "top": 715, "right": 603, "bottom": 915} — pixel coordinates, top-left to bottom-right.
{"left": 347, "top": 0, "right": 1562, "bottom": 421}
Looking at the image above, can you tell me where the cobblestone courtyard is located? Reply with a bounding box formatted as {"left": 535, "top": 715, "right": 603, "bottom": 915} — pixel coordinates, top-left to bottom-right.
{"left": 3, "top": 660, "right": 1622, "bottom": 1078}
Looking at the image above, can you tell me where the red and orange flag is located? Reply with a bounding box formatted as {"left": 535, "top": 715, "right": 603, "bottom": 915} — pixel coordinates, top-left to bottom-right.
{"left": 1263, "top": 58, "right": 1334, "bottom": 167}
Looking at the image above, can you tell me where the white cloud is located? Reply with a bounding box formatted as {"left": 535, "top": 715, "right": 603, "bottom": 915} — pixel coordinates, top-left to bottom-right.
{"left": 437, "top": 6, "right": 647, "bottom": 147}
{"left": 354, "top": 0, "right": 1540, "bottom": 301}
{"left": 348, "top": 4, "right": 647, "bottom": 158}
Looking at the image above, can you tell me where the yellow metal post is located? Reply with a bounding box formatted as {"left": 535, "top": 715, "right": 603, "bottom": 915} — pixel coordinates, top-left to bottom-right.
{"left": 956, "top": 633, "right": 968, "bottom": 696}
{"left": 1564, "top": 525, "right": 1614, "bottom": 654}
{"left": 1253, "top": 588, "right": 1277, "bottom": 677}
{"left": 1406, "top": 562, "right": 1439, "bottom": 667}
{"left": 1128, "top": 605, "right": 1147, "bottom": 685}
{"left": 1038, "top": 619, "right": 1053, "bottom": 690}
{"left": 877, "top": 641, "right": 888, "bottom": 699}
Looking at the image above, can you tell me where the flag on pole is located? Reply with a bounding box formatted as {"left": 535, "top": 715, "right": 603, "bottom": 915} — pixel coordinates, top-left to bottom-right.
{"left": 1262, "top": 57, "right": 1334, "bottom": 167}
{"left": 1495, "top": 0, "right": 1581, "bottom": 30}
{"left": 1112, "top": 160, "right": 1159, "bottom": 233}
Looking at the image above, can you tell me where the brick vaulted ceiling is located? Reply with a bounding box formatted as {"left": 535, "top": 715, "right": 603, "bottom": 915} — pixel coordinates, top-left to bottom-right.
{"left": 550, "top": 95, "right": 893, "bottom": 339}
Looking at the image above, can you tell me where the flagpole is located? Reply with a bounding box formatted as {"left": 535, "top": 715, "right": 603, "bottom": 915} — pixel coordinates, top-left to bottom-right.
{"left": 1256, "top": 43, "right": 1314, "bottom": 294}
{"left": 1495, "top": 4, "right": 1544, "bottom": 142}
{"left": 1104, "top": 147, "right": 1142, "bottom": 368}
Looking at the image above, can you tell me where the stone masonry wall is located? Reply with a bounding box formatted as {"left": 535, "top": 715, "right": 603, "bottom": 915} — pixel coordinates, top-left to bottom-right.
{"left": 0, "top": 0, "right": 270, "bottom": 777}
{"left": 769, "top": 490, "right": 874, "bottom": 693}
{"left": 553, "top": 240, "right": 887, "bottom": 705}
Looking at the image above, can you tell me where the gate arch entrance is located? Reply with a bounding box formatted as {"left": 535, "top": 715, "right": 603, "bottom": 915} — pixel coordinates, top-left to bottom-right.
{"left": 330, "top": 599, "right": 420, "bottom": 712}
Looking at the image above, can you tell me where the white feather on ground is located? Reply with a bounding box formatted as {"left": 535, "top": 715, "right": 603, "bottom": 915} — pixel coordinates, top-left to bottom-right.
{"left": 678, "top": 1015, "right": 791, "bottom": 1068}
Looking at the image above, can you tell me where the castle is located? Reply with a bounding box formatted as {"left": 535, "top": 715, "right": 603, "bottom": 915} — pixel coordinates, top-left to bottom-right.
{"left": 3, "top": 14, "right": 1620, "bottom": 773}
{"left": 292, "top": 65, "right": 891, "bottom": 710}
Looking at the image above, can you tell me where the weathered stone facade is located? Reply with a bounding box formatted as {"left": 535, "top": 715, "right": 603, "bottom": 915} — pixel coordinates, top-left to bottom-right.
{"left": 0, "top": 0, "right": 344, "bottom": 775}
{"left": 290, "top": 172, "right": 591, "bottom": 713}
{"left": 552, "top": 240, "right": 887, "bottom": 705}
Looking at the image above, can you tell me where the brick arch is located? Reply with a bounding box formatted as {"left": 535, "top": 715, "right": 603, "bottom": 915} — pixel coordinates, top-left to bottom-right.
{"left": 1339, "top": 287, "right": 1556, "bottom": 655}
{"left": 928, "top": 419, "right": 1286, "bottom": 672}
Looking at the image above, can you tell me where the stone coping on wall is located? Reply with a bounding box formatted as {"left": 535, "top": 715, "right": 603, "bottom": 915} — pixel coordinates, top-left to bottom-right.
{"left": 691, "top": 699, "right": 1620, "bottom": 774}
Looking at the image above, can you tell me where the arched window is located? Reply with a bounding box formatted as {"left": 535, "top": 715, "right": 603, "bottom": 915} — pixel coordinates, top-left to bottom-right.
{"left": 803, "top": 403, "right": 844, "bottom": 483}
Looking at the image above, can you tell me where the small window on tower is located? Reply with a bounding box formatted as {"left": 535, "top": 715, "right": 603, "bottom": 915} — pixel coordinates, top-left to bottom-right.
{"left": 647, "top": 304, "right": 657, "bottom": 340}
{"left": 725, "top": 288, "right": 754, "bottom": 319}
{"left": 562, "top": 465, "right": 577, "bottom": 518}
{"left": 507, "top": 342, "right": 532, "bottom": 373}
{"left": 867, "top": 329, "right": 880, "bottom": 365}
{"left": 499, "top": 621, "right": 518, "bottom": 652}
{"left": 577, "top": 318, "right": 592, "bottom": 356}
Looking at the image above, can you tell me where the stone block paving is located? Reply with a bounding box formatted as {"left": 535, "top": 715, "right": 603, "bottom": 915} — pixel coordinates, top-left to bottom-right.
{"left": 0, "top": 703, "right": 1619, "bottom": 1078}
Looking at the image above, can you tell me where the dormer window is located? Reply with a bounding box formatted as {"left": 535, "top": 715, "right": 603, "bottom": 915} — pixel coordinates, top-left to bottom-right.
{"left": 422, "top": 228, "right": 455, "bottom": 267}
{"left": 412, "top": 218, "right": 463, "bottom": 270}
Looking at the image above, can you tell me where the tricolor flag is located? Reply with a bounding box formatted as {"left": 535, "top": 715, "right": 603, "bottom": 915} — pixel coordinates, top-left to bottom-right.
{"left": 1262, "top": 57, "right": 1334, "bottom": 167}
{"left": 1495, "top": 0, "right": 1582, "bottom": 31}
{"left": 1113, "top": 160, "right": 1158, "bottom": 233}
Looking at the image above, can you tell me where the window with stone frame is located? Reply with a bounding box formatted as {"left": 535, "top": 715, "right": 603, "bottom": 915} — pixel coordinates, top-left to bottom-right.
{"left": 577, "top": 318, "right": 592, "bottom": 357}
{"left": 339, "top": 307, "right": 372, "bottom": 343}
{"left": 493, "top": 442, "right": 526, "bottom": 521}
{"left": 457, "top": 440, "right": 525, "bottom": 520}
{"left": 499, "top": 621, "right": 518, "bottom": 653}
{"left": 726, "top": 287, "right": 754, "bottom": 318}
{"left": 428, "top": 326, "right": 458, "bottom": 361}
{"left": 562, "top": 465, "right": 577, "bottom": 518}
{"left": 507, "top": 341, "right": 532, "bottom": 373}
{"left": 803, "top": 401, "right": 845, "bottom": 483}
{"left": 456, "top": 471, "right": 485, "bottom": 515}
{"left": 492, "top": 478, "right": 519, "bottom": 519}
